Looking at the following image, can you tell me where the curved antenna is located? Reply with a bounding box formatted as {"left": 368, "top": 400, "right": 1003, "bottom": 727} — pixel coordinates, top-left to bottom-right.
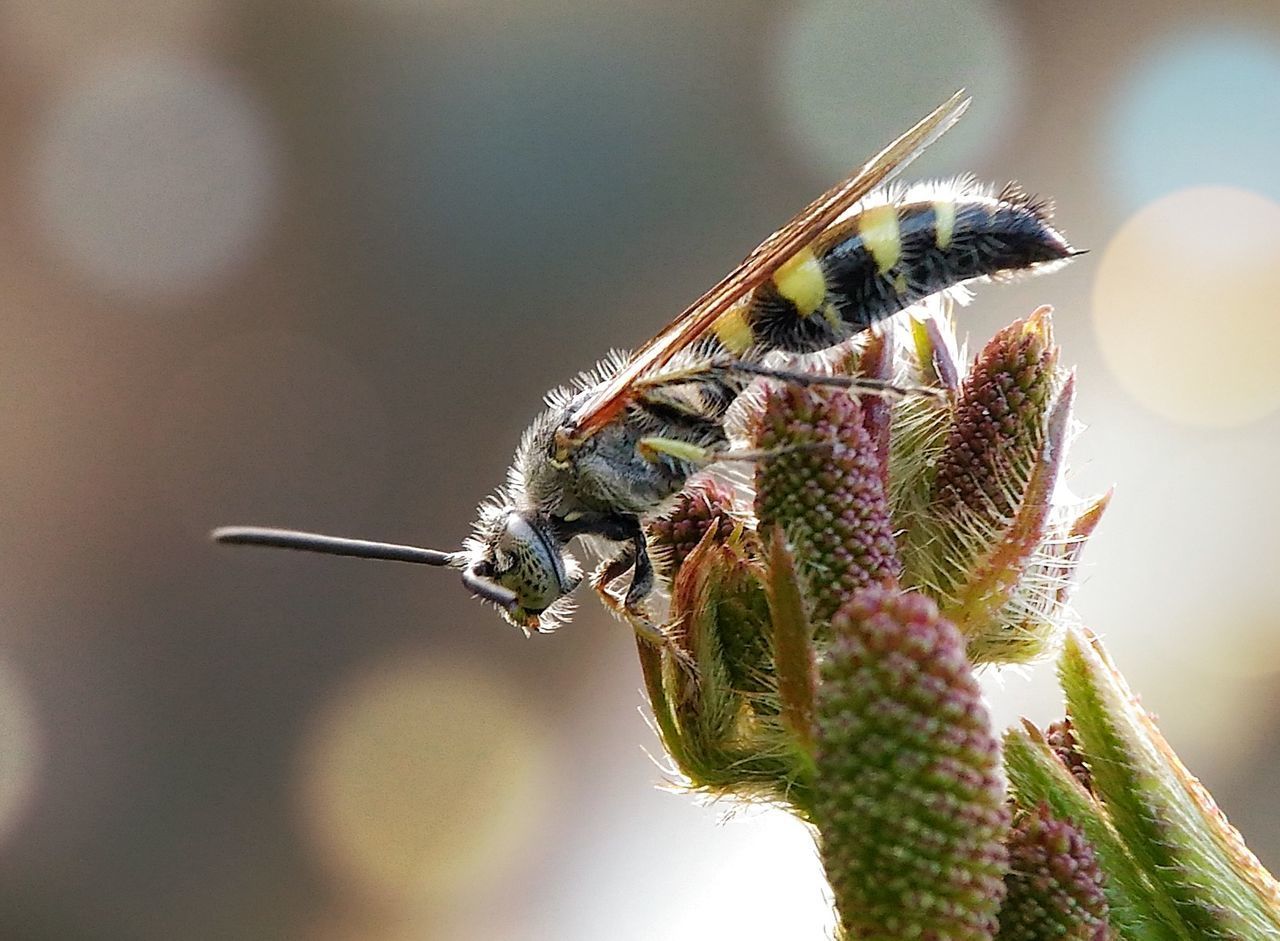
{"left": 460, "top": 567, "right": 519, "bottom": 609}
{"left": 211, "top": 526, "right": 456, "bottom": 567}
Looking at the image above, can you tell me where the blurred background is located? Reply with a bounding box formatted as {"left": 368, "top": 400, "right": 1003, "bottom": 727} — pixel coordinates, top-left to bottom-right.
{"left": 0, "top": 1, "right": 1278, "bottom": 938}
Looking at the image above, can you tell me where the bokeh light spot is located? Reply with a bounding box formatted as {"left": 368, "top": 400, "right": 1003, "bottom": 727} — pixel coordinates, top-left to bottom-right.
{"left": 299, "top": 654, "right": 554, "bottom": 907}
{"left": 1092, "top": 186, "right": 1280, "bottom": 426}
{"left": 0, "top": 659, "right": 42, "bottom": 846}
{"left": 770, "top": 0, "right": 1019, "bottom": 180}
{"left": 30, "top": 52, "right": 279, "bottom": 300}
{"left": 1105, "top": 30, "right": 1280, "bottom": 210}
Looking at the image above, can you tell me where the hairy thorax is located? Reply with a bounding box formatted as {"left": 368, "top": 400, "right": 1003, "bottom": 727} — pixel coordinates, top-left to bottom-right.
{"left": 516, "top": 399, "right": 707, "bottom": 525}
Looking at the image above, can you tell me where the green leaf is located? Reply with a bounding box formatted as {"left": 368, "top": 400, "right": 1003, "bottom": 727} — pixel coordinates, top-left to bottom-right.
{"left": 763, "top": 528, "right": 816, "bottom": 762}
{"left": 1061, "top": 630, "right": 1280, "bottom": 940}
{"left": 1003, "top": 724, "right": 1188, "bottom": 941}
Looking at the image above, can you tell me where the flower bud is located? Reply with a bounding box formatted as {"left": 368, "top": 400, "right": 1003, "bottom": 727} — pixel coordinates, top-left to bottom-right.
{"left": 649, "top": 478, "right": 738, "bottom": 579}
{"left": 753, "top": 385, "right": 899, "bottom": 628}
{"left": 898, "top": 308, "right": 1102, "bottom": 665}
{"left": 814, "top": 586, "right": 1009, "bottom": 941}
{"left": 1045, "top": 718, "right": 1093, "bottom": 793}
{"left": 639, "top": 527, "right": 802, "bottom": 804}
{"left": 1061, "top": 630, "right": 1280, "bottom": 939}
{"left": 931, "top": 307, "right": 1061, "bottom": 523}
{"left": 999, "top": 804, "right": 1112, "bottom": 941}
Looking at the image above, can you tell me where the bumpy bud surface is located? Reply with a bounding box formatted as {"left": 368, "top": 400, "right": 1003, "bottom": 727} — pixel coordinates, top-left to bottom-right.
{"left": 753, "top": 385, "right": 899, "bottom": 626}
{"left": 900, "top": 308, "right": 1090, "bottom": 665}
{"left": 931, "top": 309, "right": 1059, "bottom": 522}
{"left": 1045, "top": 718, "right": 1093, "bottom": 794}
{"left": 649, "top": 478, "right": 738, "bottom": 578}
{"left": 999, "top": 804, "right": 1112, "bottom": 941}
{"left": 813, "top": 586, "right": 1009, "bottom": 941}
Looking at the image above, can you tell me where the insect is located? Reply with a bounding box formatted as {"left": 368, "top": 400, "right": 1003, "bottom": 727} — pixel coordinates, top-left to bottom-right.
{"left": 214, "top": 92, "right": 1077, "bottom": 637}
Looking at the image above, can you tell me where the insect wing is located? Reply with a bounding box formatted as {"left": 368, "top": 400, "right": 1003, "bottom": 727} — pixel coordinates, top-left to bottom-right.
{"left": 561, "top": 90, "right": 971, "bottom": 443}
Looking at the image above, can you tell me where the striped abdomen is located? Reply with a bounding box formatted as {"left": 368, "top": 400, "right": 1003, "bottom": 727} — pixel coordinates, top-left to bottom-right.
{"left": 711, "top": 183, "right": 1076, "bottom": 357}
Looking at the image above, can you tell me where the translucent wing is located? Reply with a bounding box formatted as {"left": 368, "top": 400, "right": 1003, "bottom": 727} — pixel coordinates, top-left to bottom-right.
{"left": 560, "top": 91, "right": 971, "bottom": 445}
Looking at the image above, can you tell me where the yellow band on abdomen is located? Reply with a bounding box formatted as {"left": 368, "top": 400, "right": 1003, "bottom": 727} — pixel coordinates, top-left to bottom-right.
{"left": 712, "top": 305, "right": 755, "bottom": 354}
{"left": 933, "top": 200, "right": 956, "bottom": 249}
{"left": 772, "top": 247, "right": 827, "bottom": 317}
{"left": 857, "top": 204, "right": 902, "bottom": 274}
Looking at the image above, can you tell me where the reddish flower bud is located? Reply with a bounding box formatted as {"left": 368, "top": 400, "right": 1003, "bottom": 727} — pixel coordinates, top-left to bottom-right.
{"left": 814, "top": 586, "right": 1009, "bottom": 941}
{"left": 999, "top": 804, "right": 1112, "bottom": 941}
{"left": 753, "top": 385, "right": 900, "bottom": 627}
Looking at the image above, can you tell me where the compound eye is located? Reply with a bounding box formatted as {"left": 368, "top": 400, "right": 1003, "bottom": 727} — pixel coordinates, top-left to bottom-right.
{"left": 494, "top": 513, "right": 568, "bottom": 612}
{"left": 498, "top": 513, "right": 536, "bottom": 556}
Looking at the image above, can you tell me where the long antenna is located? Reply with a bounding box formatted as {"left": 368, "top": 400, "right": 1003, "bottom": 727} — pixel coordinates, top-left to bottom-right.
{"left": 210, "top": 526, "right": 456, "bottom": 566}
{"left": 460, "top": 568, "right": 519, "bottom": 608}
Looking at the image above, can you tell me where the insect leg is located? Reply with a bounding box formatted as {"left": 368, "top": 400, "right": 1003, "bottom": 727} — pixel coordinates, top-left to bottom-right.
{"left": 591, "top": 549, "right": 635, "bottom": 597}
{"left": 637, "top": 436, "right": 718, "bottom": 465}
{"left": 579, "top": 516, "right": 655, "bottom": 605}
{"left": 622, "top": 523, "right": 655, "bottom": 612}
{"left": 569, "top": 513, "right": 664, "bottom": 642}
{"left": 710, "top": 360, "right": 943, "bottom": 399}
{"left": 590, "top": 546, "right": 666, "bottom": 644}
{"left": 639, "top": 434, "right": 834, "bottom": 467}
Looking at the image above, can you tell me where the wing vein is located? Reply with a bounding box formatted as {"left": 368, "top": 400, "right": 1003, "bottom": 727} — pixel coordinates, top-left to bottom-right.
{"left": 564, "top": 90, "right": 971, "bottom": 443}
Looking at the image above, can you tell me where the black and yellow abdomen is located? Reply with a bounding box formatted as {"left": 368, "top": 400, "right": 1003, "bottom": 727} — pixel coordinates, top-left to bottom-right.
{"left": 712, "top": 183, "right": 1076, "bottom": 357}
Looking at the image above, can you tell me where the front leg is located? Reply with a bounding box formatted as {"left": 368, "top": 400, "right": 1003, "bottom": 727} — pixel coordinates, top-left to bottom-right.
{"left": 579, "top": 514, "right": 653, "bottom": 612}
{"left": 621, "top": 519, "right": 654, "bottom": 611}
{"left": 591, "top": 548, "right": 666, "bottom": 644}
{"left": 591, "top": 547, "right": 636, "bottom": 602}
{"left": 558, "top": 513, "right": 662, "bottom": 642}
{"left": 555, "top": 513, "right": 651, "bottom": 600}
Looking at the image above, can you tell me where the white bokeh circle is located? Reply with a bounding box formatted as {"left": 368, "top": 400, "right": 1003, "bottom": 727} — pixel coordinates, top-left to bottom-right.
{"left": 770, "top": 0, "right": 1021, "bottom": 180}
{"left": 31, "top": 52, "right": 280, "bottom": 300}
{"left": 1093, "top": 186, "right": 1280, "bottom": 427}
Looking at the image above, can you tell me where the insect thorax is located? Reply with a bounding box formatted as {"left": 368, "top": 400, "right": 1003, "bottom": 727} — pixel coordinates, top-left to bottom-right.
{"left": 514, "top": 395, "right": 710, "bottom": 524}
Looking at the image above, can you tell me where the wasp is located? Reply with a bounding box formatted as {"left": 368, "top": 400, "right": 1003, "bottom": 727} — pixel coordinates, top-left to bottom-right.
{"left": 214, "top": 92, "right": 1077, "bottom": 636}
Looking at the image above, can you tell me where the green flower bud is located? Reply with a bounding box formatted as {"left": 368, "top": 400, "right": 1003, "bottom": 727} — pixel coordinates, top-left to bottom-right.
{"left": 1003, "top": 724, "right": 1184, "bottom": 941}
{"left": 666, "top": 528, "right": 770, "bottom": 707}
{"left": 639, "top": 527, "right": 804, "bottom": 805}
{"left": 753, "top": 385, "right": 900, "bottom": 628}
{"left": 896, "top": 307, "right": 1103, "bottom": 665}
{"left": 1061, "top": 630, "right": 1280, "bottom": 939}
{"left": 931, "top": 308, "right": 1060, "bottom": 523}
{"left": 814, "top": 586, "right": 1009, "bottom": 941}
